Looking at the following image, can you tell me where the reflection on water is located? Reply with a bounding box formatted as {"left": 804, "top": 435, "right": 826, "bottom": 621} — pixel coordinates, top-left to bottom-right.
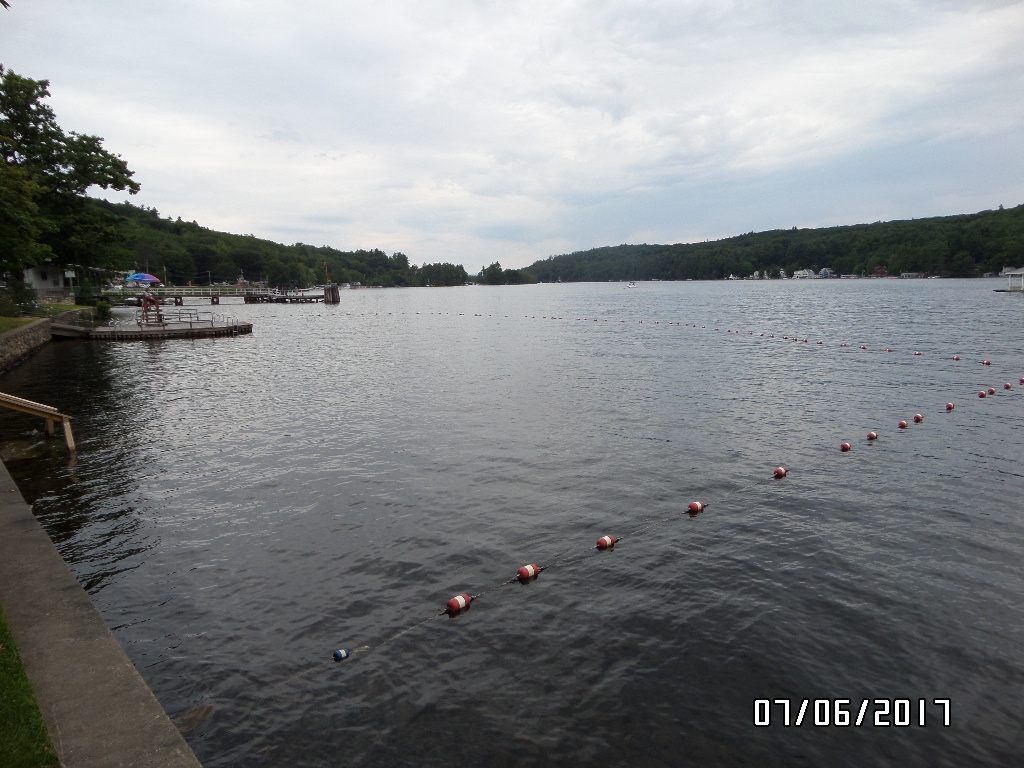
{"left": 2, "top": 279, "right": 1024, "bottom": 766}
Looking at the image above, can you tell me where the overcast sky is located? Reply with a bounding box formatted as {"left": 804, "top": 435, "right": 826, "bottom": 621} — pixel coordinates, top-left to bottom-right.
{"left": 4, "top": 1, "right": 1023, "bottom": 270}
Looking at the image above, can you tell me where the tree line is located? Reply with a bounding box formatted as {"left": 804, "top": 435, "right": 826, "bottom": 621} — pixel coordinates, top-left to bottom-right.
{"left": 96, "top": 199, "right": 468, "bottom": 288}
{"left": 0, "top": 64, "right": 467, "bottom": 309}
{"left": 6, "top": 62, "right": 1023, "bottom": 312}
{"left": 526, "top": 205, "right": 1024, "bottom": 282}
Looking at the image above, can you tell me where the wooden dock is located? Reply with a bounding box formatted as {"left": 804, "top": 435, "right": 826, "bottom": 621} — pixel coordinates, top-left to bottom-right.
{"left": 102, "top": 285, "right": 342, "bottom": 305}
{"left": 51, "top": 308, "right": 253, "bottom": 341}
{"left": 0, "top": 391, "right": 75, "bottom": 451}
{"left": 83, "top": 323, "right": 253, "bottom": 340}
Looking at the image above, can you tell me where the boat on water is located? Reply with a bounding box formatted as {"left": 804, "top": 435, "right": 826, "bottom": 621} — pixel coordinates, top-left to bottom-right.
{"left": 626, "top": 281, "right": 637, "bottom": 288}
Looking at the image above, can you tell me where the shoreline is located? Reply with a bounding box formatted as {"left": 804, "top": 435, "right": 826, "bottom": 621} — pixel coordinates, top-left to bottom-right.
{"left": 0, "top": 459, "right": 202, "bottom": 768}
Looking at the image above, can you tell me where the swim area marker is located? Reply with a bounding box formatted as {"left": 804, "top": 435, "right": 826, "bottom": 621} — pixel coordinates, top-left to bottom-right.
{"left": 330, "top": 313, "right": 1023, "bottom": 663}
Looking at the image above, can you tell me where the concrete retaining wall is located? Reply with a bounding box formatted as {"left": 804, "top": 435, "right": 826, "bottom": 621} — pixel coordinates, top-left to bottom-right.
{"left": 0, "top": 461, "right": 203, "bottom": 768}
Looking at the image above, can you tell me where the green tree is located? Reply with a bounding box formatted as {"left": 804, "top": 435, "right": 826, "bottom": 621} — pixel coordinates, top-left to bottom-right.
{"left": 481, "top": 262, "right": 504, "bottom": 285}
{"left": 949, "top": 250, "right": 975, "bottom": 277}
{"left": 0, "top": 65, "right": 139, "bottom": 276}
{"left": 0, "top": 161, "right": 50, "bottom": 271}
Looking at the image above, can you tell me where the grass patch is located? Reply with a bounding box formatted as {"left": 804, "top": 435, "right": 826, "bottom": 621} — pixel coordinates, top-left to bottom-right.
{"left": 0, "top": 317, "right": 37, "bottom": 335}
{"left": 0, "top": 604, "right": 59, "bottom": 767}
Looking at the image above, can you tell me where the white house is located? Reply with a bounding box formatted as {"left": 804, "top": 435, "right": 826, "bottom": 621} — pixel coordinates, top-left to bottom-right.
{"left": 23, "top": 263, "right": 74, "bottom": 299}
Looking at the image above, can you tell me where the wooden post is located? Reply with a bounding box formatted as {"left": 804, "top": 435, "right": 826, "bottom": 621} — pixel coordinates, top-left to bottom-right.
{"left": 62, "top": 418, "right": 76, "bottom": 452}
{"left": 0, "top": 392, "right": 76, "bottom": 453}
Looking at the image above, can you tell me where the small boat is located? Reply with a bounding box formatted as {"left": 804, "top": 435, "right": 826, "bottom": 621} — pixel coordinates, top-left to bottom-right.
{"left": 626, "top": 281, "right": 637, "bottom": 288}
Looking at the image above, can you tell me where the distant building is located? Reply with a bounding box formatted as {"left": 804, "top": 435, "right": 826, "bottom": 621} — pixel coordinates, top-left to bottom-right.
{"left": 23, "top": 263, "right": 74, "bottom": 299}
{"left": 1000, "top": 267, "right": 1023, "bottom": 291}
{"left": 818, "top": 267, "right": 835, "bottom": 278}
{"left": 792, "top": 269, "right": 816, "bottom": 279}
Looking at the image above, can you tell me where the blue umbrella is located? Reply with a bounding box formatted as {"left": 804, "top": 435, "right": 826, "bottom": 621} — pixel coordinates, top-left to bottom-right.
{"left": 125, "top": 273, "right": 162, "bottom": 283}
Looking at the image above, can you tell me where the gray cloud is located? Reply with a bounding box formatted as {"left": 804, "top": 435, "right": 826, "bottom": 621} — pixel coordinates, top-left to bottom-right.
{"left": 4, "top": 0, "right": 1022, "bottom": 268}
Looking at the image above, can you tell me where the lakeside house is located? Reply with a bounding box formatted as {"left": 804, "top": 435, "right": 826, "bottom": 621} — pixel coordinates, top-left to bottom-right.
{"left": 20, "top": 262, "right": 117, "bottom": 301}
{"left": 23, "top": 263, "right": 74, "bottom": 299}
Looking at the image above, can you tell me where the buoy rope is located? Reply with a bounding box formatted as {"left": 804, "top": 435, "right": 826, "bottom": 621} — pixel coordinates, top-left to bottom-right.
{"left": 323, "top": 316, "right": 1022, "bottom": 665}
{"left": 341, "top": 310, "right": 1017, "bottom": 374}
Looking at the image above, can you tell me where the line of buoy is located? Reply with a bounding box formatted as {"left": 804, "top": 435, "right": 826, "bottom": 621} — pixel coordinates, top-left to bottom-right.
{"left": 332, "top": 378, "right": 1021, "bottom": 660}
{"left": 346, "top": 311, "right": 1014, "bottom": 367}
{"left": 327, "top": 339, "right": 1022, "bottom": 663}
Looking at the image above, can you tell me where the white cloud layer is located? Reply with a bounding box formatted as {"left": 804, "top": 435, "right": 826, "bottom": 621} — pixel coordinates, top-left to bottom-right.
{"left": 3, "top": 0, "right": 1023, "bottom": 269}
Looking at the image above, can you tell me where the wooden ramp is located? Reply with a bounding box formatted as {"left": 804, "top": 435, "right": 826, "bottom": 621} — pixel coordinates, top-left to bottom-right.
{"left": 0, "top": 392, "right": 75, "bottom": 451}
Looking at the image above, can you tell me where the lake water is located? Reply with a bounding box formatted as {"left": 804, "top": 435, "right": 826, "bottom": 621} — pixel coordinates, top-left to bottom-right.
{"left": 2, "top": 279, "right": 1023, "bottom": 766}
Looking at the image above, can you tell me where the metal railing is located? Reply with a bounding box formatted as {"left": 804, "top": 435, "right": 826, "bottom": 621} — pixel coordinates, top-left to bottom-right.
{"left": 132, "top": 308, "right": 240, "bottom": 329}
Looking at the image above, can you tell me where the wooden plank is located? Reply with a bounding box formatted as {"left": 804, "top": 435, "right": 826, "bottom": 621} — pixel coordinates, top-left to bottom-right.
{"left": 0, "top": 391, "right": 62, "bottom": 415}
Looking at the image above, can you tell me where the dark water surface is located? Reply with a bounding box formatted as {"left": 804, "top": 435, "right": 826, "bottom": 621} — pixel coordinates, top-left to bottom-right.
{"left": 2, "top": 279, "right": 1023, "bottom": 766}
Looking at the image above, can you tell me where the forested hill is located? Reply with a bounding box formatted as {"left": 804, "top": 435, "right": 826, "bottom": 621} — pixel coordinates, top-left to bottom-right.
{"left": 526, "top": 205, "right": 1024, "bottom": 282}
{"left": 89, "top": 198, "right": 468, "bottom": 288}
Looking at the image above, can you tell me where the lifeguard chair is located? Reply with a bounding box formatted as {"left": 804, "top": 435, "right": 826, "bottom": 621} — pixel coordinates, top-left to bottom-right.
{"left": 139, "top": 290, "right": 163, "bottom": 326}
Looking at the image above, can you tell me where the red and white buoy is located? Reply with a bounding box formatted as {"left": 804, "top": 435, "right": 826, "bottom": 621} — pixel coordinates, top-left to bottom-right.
{"left": 517, "top": 564, "right": 540, "bottom": 580}
{"left": 898, "top": 420, "right": 908, "bottom": 429}
{"left": 596, "top": 535, "right": 617, "bottom": 549}
{"left": 446, "top": 593, "right": 472, "bottom": 613}
{"left": 946, "top": 403, "right": 954, "bottom": 411}
{"left": 687, "top": 501, "right": 705, "bottom": 513}
{"left": 773, "top": 466, "right": 788, "bottom": 478}
{"left": 886, "top": 348, "right": 892, "bottom": 352}
{"left": 1004, "top": 383, "right": 1012, "bottom": 390}
{"left": 914, "top": 351, "right": 922, "bottom": 356}
{"left": 982, "top": 360, "right": 991, "bottom": 366}
{"left": 1020, "top": 377, "right": 1024, "bottom": 385}
{"left": 988, "top": 387, "right": 996, "bottom": 395}
{"left": 979, "top": 391, "right": 987, "bottom": 398}
{"left": 913, "top": 414, "right": 923, "bottom": 423}
{"left": 840, "top": 442, "right": 851, "bottom": 452}
{"left": 953, "top": 356, "right": 960, "bottom": 361}
{"left": 860, "top": 345, "right": 867, "bottom": 350}
{"left": 867, "top": 432, "right": 878, "bottom": 440}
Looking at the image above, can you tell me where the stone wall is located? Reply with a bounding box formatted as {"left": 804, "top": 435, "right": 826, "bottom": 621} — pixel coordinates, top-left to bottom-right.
{"left": 0, "top": 310, "right": 93, "bottom": 374}
{"left": 0, "top": 318, "right": 53, "bottom": 374}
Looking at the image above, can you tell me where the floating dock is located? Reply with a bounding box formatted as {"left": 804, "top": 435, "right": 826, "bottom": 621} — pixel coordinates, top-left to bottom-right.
{"left": 51, "top": 308, "right": 252, "bottom": 341}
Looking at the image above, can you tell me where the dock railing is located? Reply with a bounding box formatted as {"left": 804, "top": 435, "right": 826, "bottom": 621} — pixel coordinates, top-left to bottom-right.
{"left": 0, "top": 392, "right": 75, "bottom": 451}
{"left": 133, "top": 308, "right": 240, "bottom": 330}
